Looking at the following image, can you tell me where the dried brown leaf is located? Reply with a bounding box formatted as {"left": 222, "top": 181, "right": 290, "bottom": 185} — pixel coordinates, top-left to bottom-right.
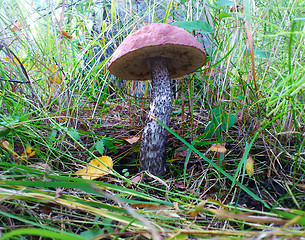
{"left": 122, "top": 136, "right": 141, "bottom": 145}
{"left": 209, "top": 209, "right": 287, "bottom": 224}
{"left": 130, "top": 203, "right": 173, "bottom": 210}
{"left": 210, "top": 143, "right": 227, "bottom": 153}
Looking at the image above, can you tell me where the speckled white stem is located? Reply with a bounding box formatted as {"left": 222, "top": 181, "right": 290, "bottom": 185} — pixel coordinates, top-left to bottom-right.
{"left": 139, "top": 57, "right": 172, "bottom": 176}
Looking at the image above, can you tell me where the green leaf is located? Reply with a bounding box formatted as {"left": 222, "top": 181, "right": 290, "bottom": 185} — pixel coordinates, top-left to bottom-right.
{"left": 95, "top": 140, "right": 104, "bottom": 155}
{"left": 103, "top": 139, "right": 118, "bottom": 153}
{"left": 172, "top": 21, "right": 212, "bottom": 33}
{"left": 0, "top": 128, "right": 10, "bottom": 137}
{"left": 215, "top": 0, "right": 234, "bottom": 7}
{"left": 102, "top": 217, "right": 115, "bottom": 233}
{"left": 67, "top": 128, "right": 81, "bottom": 141}
{"left": 80, "top": 227, "right": 104, "bottom": 239}
{"left": 218, "top": 11, "right": 232, "bottom": 20}
{"left": 204, "top": 107, "right": 237, "bottom": 138}
{"left": 47, "top": 129, "right": 57, "bottom": 145}
{"left": 222, "top": 113, "right": 237, "bottom": 131}
{"left": 171, "top": 233, "right": 188, "bottom": 240}
{"left": 246, "top": 47, "right": 270, "bottom": 58}
{"left": 122, "top": 168, "right": 129, "bottom": 177}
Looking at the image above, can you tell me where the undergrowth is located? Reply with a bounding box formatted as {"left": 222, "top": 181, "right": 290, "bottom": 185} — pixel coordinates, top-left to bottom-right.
{"left": 0, "top": 0, "right": 304, "bottom": 239}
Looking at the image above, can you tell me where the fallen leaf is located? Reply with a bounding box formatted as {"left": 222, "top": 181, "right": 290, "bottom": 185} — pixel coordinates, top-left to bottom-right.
{"left": 130, "top": 174, "right": 142, "bottom": 184}
{"left": 38, "top": 203, "right": 54, "bottom": 214}
{"left": 60, "top": 117, "right": 67, "bottom": 123}
{"left": 174, "top": 147, "right": 189, "bottom": 158}
{"left": 23, "top": 146, "right": 36, "bottom": 157}
{"left": 208, "top": 208, "right": 287, "bottom": 224}
{"left": 174, "top": 181, "right": 185, "bottom": 189}
{"left": 210, "top": 143, "right": 227, "bottom": 153}
{"left": 75, "top": 156, "right": 113, "bottom": 180}
{"left": 11, "top": 21, "right": 22, "bottom": 31}
{"left": 4, "top": 57, "right": 23, "bottom": 65}
{"left": 55, "top": 188, "right": 64, "bottom": 198}
{"left": 190, "top": 199, "right": 226, "bottom": 217}
{"left": 246, "top": 156, "right": 254, "bottom": 176}
{"left": 28, "top": 162, "right": 51, "bottom": 172}
{"left": 48, "top": 64, "right": 63, "bottom": 84}
{"left": 61, "top": 30, "right": 73, "bottom": 39}
{"left": 189, "top": 200, "right": 208, "bottom": 217}
{"left": 0, "top": 140, "right": 13, "bottom": 152}
{"left": 122, "top": 136, "right": 141, "bottom": 145}
{"left": 0, "top": 139, "right": 20, "bottom": 158}
{"left": 130, "top": 203, "right": 173, "bottom": 210}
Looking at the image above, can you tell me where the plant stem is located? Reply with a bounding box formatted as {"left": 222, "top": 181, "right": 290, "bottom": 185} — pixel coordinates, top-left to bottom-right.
{"left": 139, "top": 57, "right": 172, "bottom": 176}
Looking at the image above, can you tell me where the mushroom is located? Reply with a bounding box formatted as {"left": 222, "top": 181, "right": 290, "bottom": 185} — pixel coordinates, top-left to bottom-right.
{"left": 108, "top": 23, "right": 206, "bottom": 176}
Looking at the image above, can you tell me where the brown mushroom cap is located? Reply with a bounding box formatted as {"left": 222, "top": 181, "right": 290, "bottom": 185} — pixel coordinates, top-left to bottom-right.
{"left": 108, "top": 23, "right": 206, "bottom": 80}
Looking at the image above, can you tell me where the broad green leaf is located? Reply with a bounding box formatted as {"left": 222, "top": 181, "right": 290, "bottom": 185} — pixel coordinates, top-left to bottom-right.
{"left": 222, "top": 113, "right": 237, "bottom": 131}
{"left": 172, "top": 21, "right": 212, "bottom": 33}
{"left": 47, "top": 129, "right": 57, "bottom": 145}
{"left": 215, "top": 0, "right": 234, "bottom": 7}
{"left": 103, "top": 139, "right": 118, "bottom": 153}
{"left": 0, "top": 128, "right": 10, "bottom": 137}
{"left": 95, "top": 140, "right": 104, "bottom": 155}
{"left": 218, "top": 11, "right": 232, "bottom": 20}
{"left": 204, "top": 106, "right": 237, "bottom": 138}
{"left": 80, "top": 227, "right": 105, "bottom": 239}
{"left": 246, "top": 47, "right": 270, "bottom": 58}
{"left": 67, "top": 128, "right": 81, "bottom": 141}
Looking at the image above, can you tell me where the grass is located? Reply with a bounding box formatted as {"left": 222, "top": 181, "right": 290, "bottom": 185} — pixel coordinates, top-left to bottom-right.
{"left": 0, "top": 0, "right": 305, "bottom": 239}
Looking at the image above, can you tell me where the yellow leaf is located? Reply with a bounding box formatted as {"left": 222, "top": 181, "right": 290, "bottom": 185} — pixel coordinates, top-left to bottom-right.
{"left": 4, "top": 57, "right": 23, "bottom": 65}
{"left": 25, "top": 146, "right": 36, "bottom": 157}
{"left": 75, "top": 156, "right": 113, "bottom": 180}
{"left": 48, "top": 64, "right": 62, "bottom": 84}
{"left": 246, "top": 156, "right": 254, "bottom": 176}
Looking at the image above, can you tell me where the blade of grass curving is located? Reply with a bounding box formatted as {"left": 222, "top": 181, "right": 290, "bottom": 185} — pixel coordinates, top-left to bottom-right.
{"left": 0, "top": 188, "right": 153, "bottom": 230}
{"left": 288, "top": 20, "right": 296, "bottom": 76}
{"left": 163, "top": 0, "right": 173, "bottom": 23}
{"left": 183, "top": 139, "right": 195, "bottom": 184}
{"left": 0, "top": 176, "right": 174, "bottom": 207}
{"left": 232, "top": 133, "right": 258, "bottom": 188}
{"left": 1, "top": 227, "right": 86, "bottom": 240}
{"left": 0, "top": 212, "right": 85, "bottom": 240}
{"left": 150, "top": 116, "right": 269, "bottom": 209}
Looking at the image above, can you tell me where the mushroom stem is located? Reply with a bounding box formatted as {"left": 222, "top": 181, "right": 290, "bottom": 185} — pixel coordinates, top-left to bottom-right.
{"left": 139, "top": 57, "right": 172, "bottom": 176}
